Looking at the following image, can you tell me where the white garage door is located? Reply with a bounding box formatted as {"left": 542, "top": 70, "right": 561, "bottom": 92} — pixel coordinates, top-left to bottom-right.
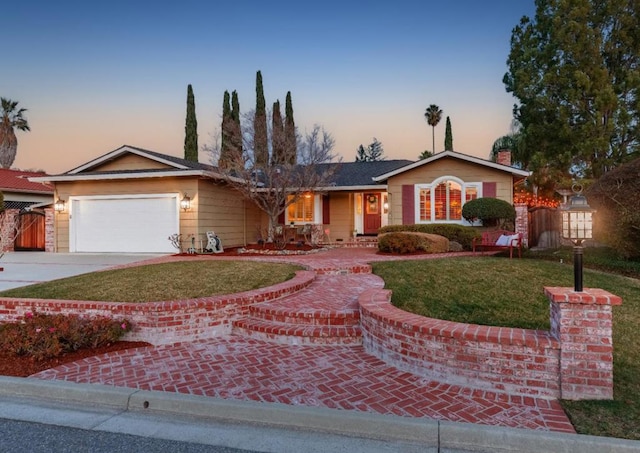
{"left": 70, "top": 195, "right": 179, "bottom": 253}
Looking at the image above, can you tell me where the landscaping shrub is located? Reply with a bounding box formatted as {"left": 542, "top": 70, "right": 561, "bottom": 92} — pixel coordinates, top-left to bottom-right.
{"left": 378, "top": 224, "right": 480, "bottom": 250}
{"left": 0, "top": 312, "right": 133, "bottom": 360}
{"left": 378, "top": 232, "right": 423, "bottom": 254}
{"left": 461, "top": 197, "right": 515, "bottom": 227}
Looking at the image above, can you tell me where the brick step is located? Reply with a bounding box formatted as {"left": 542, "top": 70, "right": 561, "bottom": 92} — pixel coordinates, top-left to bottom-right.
{"left": 248, "top": 303, "right": 360, "bottom": 326}
{"left": 232, "top": 317, "right": 362, "bottom": 345}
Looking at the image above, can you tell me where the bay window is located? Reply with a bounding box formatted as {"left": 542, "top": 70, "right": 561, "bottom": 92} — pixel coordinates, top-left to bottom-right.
{"left": 416, "top": 177, "right": 481, "bottom": 224}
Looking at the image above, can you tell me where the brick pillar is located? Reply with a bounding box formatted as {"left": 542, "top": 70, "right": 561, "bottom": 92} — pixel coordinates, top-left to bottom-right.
{"left": 514, "top": 203, "right": 528, "bottom": 247}
{"left": 0, "top": 209, "right": 18, "bottom": 252}
{"left": 545, "top": 287, "right": 622, "bottom": 400}
{"left": 44, "top": 208, "right": 55, "bottom": 252}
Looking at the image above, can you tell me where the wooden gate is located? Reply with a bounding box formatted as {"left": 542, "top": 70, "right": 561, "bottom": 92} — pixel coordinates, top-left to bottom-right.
{"left": 14, "top": 211, "right": 45, "bottom": 251}
{"left": 528, "top": 207, "right": 560, "bottom": 248}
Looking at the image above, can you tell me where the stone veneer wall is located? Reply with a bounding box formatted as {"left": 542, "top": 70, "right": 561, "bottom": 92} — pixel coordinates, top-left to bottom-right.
{"left": 359, "top": 287, "right": 621, "bottom": 400}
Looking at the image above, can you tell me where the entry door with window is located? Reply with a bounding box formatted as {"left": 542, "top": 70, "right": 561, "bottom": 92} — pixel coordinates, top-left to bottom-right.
{"left": 363, "top": 193, "right": 381, "bottom": 234}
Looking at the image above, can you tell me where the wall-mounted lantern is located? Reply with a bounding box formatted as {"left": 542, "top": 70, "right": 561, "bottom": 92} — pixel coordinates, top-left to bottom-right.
{"left": 54, "top": 198, "right": 66, "bottom": 212}
{"left": 180, "top": 194, "right": 191, "bottom": 211}
{"left": 561, "top": 185, "right": 595, "bottom": 292}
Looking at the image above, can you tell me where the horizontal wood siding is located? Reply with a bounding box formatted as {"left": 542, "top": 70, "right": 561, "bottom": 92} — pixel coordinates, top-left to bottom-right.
{"left": 196, "top": 180, "right": 250, "bottom": 247}
{"left": 54, "top": 177, "right": 198, "bottom": 252}
{"left": 327, "top": 192, "right": 352, "bottom": 241}
{"left": 91, "top": 154, "right": 173, "bottom": 172}
{"left": 387, "top": 158, "right": 514, "bottom": 226}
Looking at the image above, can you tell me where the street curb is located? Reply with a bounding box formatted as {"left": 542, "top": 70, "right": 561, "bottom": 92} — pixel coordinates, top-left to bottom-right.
{"left": 1, "top": 377, "right": 639, "bottom": 452}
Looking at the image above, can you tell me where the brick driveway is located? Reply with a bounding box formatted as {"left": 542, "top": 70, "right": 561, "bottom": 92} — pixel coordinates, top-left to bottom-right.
{"left": 29, "top": 247, "right": 575, "bottom": 433}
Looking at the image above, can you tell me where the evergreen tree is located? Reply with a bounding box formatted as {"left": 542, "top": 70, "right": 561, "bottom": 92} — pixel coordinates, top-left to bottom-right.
{"left": 504, "top": 0, "right": 640, "bottom": 178}
{"left": 271, "top": 100, "right": 284, "bottom": 165}
{"left": 354, "top": 138, "right": 385, "bottom": 161}
{"left": 254, "top": 71, "right": 268, "bottom": 166}
{"left": 218, "top": 91, "right": 232, "bottom": 168}
{"left": 444, "top": 116, "right": 453, "bottom": 151}
{"left": 419, "top": 150, "right": 433, "bottom": 160}
{"left": 284, "top": 91, "right": 296, "bottom": 164}
{"left": 231, "top": 90, "right": 243, "bottom": 161}
{"left": 184, "top": 84, "right": 198, "bottom": 162}
{"left": 0, "top": 98, "right": 30, "bottom": 168}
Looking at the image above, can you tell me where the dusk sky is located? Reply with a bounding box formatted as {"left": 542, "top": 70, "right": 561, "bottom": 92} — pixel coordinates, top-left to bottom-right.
{"left": 5, "top": 1, "right": 535, "bottom": 174}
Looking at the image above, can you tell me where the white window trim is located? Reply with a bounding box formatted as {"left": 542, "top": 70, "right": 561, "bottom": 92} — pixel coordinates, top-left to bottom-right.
{"left": 414, "top": 177, "right": 482, "bottom": 225}
{"left": 285, "top": 194, "right": 320, "bottom": 224}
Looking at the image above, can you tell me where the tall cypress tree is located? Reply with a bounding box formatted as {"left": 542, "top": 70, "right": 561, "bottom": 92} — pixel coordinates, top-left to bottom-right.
{"left": 218, "top": 90, "right": 232, "bottom": 168}
{"left": 271, "top": 100, "right": 284, "bottom": 165}
{"left": 444, "top": 116, "right": 453, "bottom": 151}
{"left": 184, "top": 84, "right": 198, "bottom": 162}
{"left": 254, "top": 71, "right": 268, "bottom": 166}
{"left": 284, "top": 91, "right": 296, "bottom": 164}
{"left": 231, "top": 90, "right": 243, "bottom": 161}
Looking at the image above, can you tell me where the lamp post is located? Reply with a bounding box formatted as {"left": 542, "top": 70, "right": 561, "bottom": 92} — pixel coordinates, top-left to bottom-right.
{"left": 561, "top": 185, "right": 595, "bottom": 292}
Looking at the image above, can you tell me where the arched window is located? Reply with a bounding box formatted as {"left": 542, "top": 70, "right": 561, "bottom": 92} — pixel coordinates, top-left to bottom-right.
{"left": 416, "top": 177, "right": 480, "bottom": 223}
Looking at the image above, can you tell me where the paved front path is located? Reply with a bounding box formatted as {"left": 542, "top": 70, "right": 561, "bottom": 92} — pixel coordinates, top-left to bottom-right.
{"left": 29, "top": 248, "right": 576, "bottom": 433}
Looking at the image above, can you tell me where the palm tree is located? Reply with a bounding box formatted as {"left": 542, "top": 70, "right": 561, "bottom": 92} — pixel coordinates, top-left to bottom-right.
{"left": 0, "top": 98, "right": 30, "bottom": 168}
{"left": 424, "top": 104, "right": 442, "bottom": 154}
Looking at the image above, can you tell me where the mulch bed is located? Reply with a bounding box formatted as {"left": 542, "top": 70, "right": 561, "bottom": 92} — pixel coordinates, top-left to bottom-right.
{"left": 0, "top": 341, "right": 151, "bottom": 377}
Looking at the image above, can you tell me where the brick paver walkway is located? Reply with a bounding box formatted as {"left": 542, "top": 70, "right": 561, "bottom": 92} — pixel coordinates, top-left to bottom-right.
{"left": 29, "top": 247, "right": 576, "bottom": 433}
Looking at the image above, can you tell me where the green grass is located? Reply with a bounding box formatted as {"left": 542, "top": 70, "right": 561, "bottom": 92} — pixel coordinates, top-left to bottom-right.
{"left": 372, "top": 257, "right": 640, "bottom": 440}
{"left": 0, "top": 261, "right": 303, "bottom": 302}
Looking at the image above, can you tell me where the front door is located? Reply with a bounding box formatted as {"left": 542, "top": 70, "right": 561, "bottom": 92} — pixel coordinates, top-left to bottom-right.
{"left": 363, "top": 193, "right": 381, "bottom": 234}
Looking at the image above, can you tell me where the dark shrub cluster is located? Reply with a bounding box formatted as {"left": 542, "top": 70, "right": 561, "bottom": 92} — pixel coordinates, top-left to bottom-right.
{"left": 461, "top": 197, "right": 516, "bottom": 227}
{"left": 378, "top": 224, "right": 480, "bottom": 250}
{"left": 0, "top": 312, "right": 133, "bottom": 361}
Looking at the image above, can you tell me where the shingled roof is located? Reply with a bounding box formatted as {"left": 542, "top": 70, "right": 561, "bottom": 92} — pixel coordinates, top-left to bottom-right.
{"left": 318, "top": 159, "right": 415, "bottom": 188}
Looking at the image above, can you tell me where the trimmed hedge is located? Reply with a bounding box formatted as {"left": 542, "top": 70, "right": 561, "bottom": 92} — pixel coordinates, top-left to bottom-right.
{"left": 461, "top": 197, "right": 515, "bottom": 226}
{"left": 378, "top": 232, "right": 449, "bottom": 254}
{"left": 378, "top": 224, "right": 481, "bottom": 250}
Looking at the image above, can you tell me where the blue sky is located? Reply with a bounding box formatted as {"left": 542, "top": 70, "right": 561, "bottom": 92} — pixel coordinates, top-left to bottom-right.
{"left": 5, "top": 1, "right": 535, "bottom": 173}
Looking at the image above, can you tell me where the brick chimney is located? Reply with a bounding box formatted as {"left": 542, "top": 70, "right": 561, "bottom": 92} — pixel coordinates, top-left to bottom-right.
{"left": 497, "top": 149, "right": 512, "bottom": 166}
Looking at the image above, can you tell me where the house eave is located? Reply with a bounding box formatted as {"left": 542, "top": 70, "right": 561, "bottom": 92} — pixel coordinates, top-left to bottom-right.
{"left": 372, "top": 151, "right": 532, "bottom": 181}
{"left": 29, "top": 170, "right": 209, "bottom": 183}
{"left": 67, "top": 145, "right": 191, "bottom": 174}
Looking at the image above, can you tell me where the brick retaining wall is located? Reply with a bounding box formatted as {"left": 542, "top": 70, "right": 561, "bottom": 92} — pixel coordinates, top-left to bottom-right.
{"left": 359, "top": 287, "right": 621, "bottom": 400}
{"left": 0, "top": 270, "right": 315, "bottom": 345}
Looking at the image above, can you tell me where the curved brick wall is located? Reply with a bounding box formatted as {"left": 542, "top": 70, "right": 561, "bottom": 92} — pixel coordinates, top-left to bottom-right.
{"left": 358, "top": 288, "right": 562, "bottom": 398}
{"left": 0, "top": 270, "right": 315, "bottom": 345}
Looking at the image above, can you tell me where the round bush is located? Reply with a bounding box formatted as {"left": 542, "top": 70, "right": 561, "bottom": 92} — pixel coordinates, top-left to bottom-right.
{"left": 462, "top": 197, "right": 515, "bottom": 226}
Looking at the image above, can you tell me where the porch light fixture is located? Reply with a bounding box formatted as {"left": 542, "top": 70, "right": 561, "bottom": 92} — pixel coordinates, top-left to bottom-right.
{"left": 180, "top": 194, "right": 191, "bottom": 211}
{"left": 54, "top": 198, "right": 65, "bottom": 212}
{"left": 561, "top": 185, "right": 595, "bottom": 292}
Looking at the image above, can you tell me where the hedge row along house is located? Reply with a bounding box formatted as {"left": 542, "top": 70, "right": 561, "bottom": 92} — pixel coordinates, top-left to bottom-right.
{"left": 30, "top": 145, "right": 530, "bottom": 253}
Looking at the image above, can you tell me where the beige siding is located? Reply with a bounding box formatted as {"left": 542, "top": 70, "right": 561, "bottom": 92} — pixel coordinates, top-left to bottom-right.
{"left": 386, "top": 157, "right": 515, "bottom": 226}
{"left": 90, "top": 154, "right": 173, "bottom": 172}
{"left": 327, "top": 192, "right": 353, "bottom": 241}
{"left": 54, "top": 177, "right": 198, "bottom": 252}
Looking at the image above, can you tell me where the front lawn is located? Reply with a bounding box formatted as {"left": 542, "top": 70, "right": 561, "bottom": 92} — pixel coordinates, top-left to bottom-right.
{"left": 372, "top": 257, "right": 640, "bottom": 440}
{"left": 0, "top": 261, "right": 303, "bottom": 302}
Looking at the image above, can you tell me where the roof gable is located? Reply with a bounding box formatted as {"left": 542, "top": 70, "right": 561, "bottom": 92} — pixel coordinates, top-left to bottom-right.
{"left": 372, "top": 151, "right": 531, "bottom": 181}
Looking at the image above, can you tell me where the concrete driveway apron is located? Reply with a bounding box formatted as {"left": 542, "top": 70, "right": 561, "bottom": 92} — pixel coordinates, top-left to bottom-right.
{"left": 0, "top": 252, "right": 167, "bottom": 291}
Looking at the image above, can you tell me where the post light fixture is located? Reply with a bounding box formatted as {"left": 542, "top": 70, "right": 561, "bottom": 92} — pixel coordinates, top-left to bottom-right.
{"left": 561, "top": 185, "right": 595, "bottom": 292}
{"left": 180, "top": 194, "right": 191, "bottom": 211}
{"left": 54, "top": 198, "right": 65, "bottom": 212}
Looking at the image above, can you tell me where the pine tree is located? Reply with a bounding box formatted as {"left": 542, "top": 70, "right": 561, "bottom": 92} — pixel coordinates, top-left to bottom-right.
{"left": 184, "top": 84, "right": 198, "bottom": 162}
{"left": 355, "top": 138, "right": 385, "bottom": 161}
{"left": 254, "top": 71, "right": 268, "bottom": 166}
{"left": 271, "top": 100, "right": 284, "bottom": 165}
{"left": 284, "top": 91, "right": 296, "bottom": 164}
{"left": 444, "top": 116, "right": 453, "bottom": 151}
{"left": 355, "top": 145, "right": 367, "bottom": 162}
{"left": 218, "top": 91, "right": 232, "bottom": 168}
{"left": 231, "top": 90, "right": 242, "bottom": 162}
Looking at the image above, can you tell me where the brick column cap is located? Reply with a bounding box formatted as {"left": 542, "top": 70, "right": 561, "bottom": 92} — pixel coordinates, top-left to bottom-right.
{"left": 544, "top": 287, "right": 622, "bottom": 306}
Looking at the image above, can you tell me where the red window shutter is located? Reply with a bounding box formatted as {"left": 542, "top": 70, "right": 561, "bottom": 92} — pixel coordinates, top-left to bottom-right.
{"left": 402, "top": 185, "right": 415, "bottom": 224}
{"left": 322, "top": 194, "right": 330, "bottom": 224}
{"left": 278, "top": 211, "right": 285, "bottom": 224}
{"left": 483, "top": 182, "right": 497, "bottom": 198}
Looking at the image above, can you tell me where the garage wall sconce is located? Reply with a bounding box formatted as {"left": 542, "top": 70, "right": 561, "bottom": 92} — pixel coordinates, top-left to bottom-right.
{"left": 54, "top": 198, "right": 66, "bottom": 212}
{"left": 180, "top": 194, "right": 191, "bottom": 211}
